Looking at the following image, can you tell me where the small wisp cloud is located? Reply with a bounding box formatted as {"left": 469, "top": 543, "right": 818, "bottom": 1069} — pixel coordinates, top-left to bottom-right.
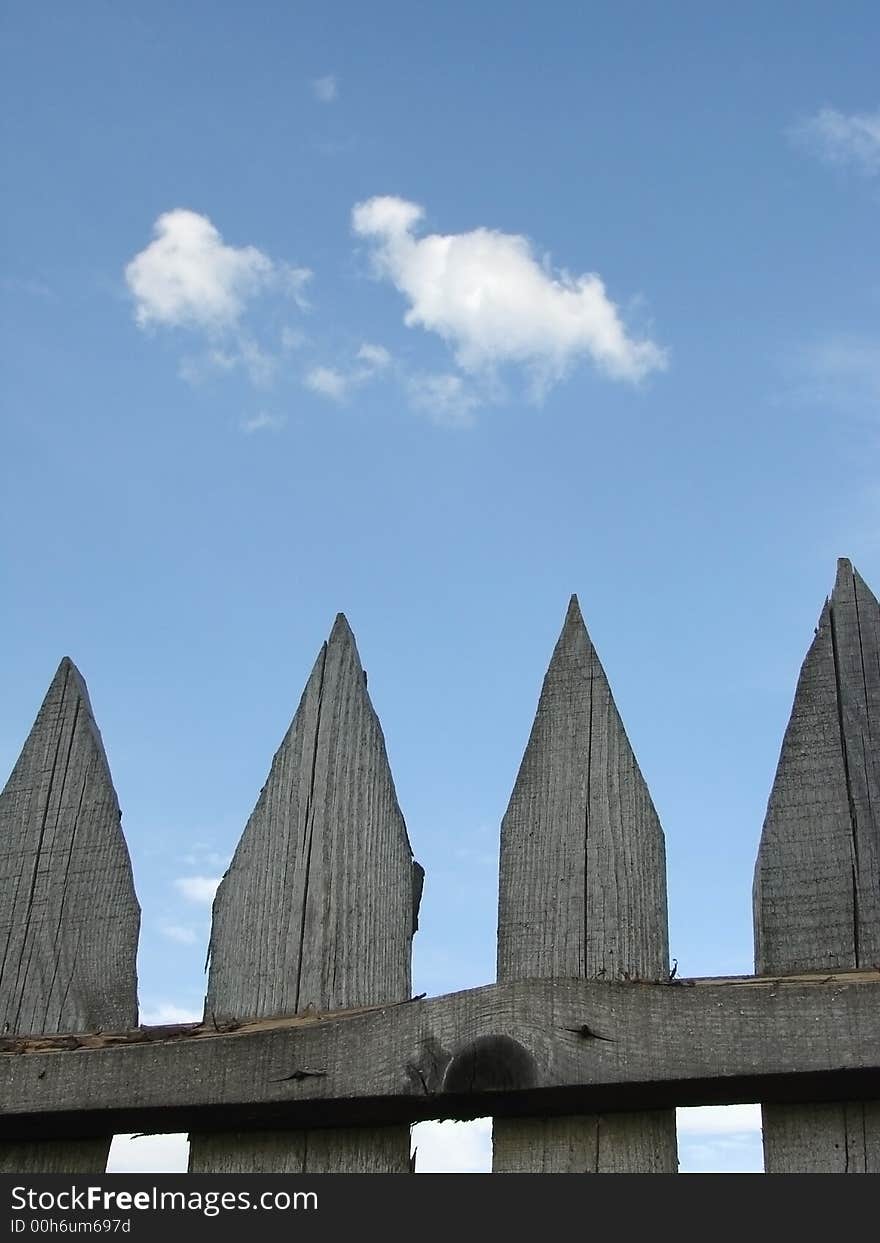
{"left": 312, "top": 75, "right": 337, "bottom": 103}
{"left": 792, "top": 107, "right": 880, "bottom": 176}
{"left": 406, "top": 371, "right": 479, "bottom": 427}
{"left": 240, "top": 411, "right": 287, "bottom": 434}
{"left": 174, "top": 875, "right": 222, "bottom": 905}
{"left": 305, "top": 365, "right": 349, "bottom": 401}
{"left": 304, "top": 342, "right": 393, "bottom": 402}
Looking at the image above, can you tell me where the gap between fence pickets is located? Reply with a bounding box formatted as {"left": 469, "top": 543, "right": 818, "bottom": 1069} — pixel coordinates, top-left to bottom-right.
{"left": 2, "top": 971, "right": 878, "bottom": 1140}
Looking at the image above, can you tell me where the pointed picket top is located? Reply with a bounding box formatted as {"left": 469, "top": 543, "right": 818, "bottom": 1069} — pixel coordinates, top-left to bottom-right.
{"left": 204, "top": 612, "right": 419, "bottom": 1024}
{"left": 193, "top": 614, "right": 418, "bottom": 1172}
{"left": 753, "top": 560, "right": 880, "bottom": 1173}
{"left": 497, "top": 593, "right": 670, "bottom": 984}
{"left": 494, "top": 595, "right": 675, "bottom": 1172}
{"left": 563, "top": 591, "right": 585, "bottom": 634}
{"left": 755, "top": 558, "right": 880, "bottom": 974}
{"left": 0, "top": 658, "right": 139, "bottom": 1036}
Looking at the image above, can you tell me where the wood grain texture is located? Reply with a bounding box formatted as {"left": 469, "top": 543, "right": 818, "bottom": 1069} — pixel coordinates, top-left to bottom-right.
{"left": 189, "top": 615, "right": 419, "bottom": 1173}
{"left": 760, "top": 1103, "right": 880, "bottom": 1173}
{"left": 0, "top": 658, "right": 139, "bottom": 1172}
{"left": 494, "top": 597, "right": 677, "bottom": 1172}
{"left": 754, "top": 559, "right": 880, "bottom": 1172}
{"left": 4, "top": 973, "right": 879, "bottom": 1139}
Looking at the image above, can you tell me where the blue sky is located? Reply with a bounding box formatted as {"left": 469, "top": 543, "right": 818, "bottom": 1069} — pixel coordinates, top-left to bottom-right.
{"left": 2, "top": 1, "right": 879, "bottom": 1172}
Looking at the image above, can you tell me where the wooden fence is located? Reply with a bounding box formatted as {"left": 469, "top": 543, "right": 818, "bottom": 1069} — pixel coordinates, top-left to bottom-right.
{"left": 0, "top": 558, "right": 877, "bottom": 1174}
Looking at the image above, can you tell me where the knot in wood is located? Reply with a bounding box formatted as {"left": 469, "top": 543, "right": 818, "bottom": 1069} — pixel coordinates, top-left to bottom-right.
{"left": 442, "top": 1035, "right": 537, "bottom": 1095}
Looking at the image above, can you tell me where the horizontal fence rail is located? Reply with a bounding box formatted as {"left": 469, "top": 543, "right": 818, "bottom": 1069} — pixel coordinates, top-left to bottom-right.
{"left": 1, "top": 972, "right": 878, "bottom": 1140}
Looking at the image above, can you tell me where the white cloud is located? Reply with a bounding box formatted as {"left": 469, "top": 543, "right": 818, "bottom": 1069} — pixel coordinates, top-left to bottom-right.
{"left": 283, "top": 265, "right": 313, "bottom": 310}
{"left": 352, "top": 195, "right": 667, "bottom": 387}
{"left": 305, "top": 365, "right": 349, "bottom": 401}
{"left": 312, "top": 75, "right": 337, "bottom": 103}
{"left": 237, "top": 337, "right": 277, "bottom": 386}
{"left": 793, "top": 107, "right": 880, "bottom": 175}
{"left": 126, "top": 213, "right": 310, "bottom": 402}
{"left": 356, "top": 342, "right": 391, "bottom": 370}
{"left": 159, "top": 923, "right": 198, "bottom": 945}
{"left": 305, "top": 344, "right": 393, "bottom": 402}
{"left": 174, "top": 875, "right": 222, "bottom": 905}
{"left": 107, "top": 1134, "right": 189, "bottom": 1173}
{"left": 412, "top": 1119, "right": 491, "bottom": 1172}
{"left": 407, "top": 372, "right": 478, "bottom": 427}
{"left": 240, "top": 411, "right": 287, "bottom": 434}
{"left": 676, "top": 1104, "right": 761, "bottom": 1135}
{"left": 206, "top": 348, "right": 237, "bottom": 372}
{"left": 353, "top": 196, "right": 422, "bottom": 238}
{"left": 126, "top": 210, "right": 274, "bottom": 331}
{"left": 181, "top": 847, "right": 229, "bottom": 867}
{"left": 140, "top": 1002, "right": 203, "bottom": 1024}
{"left": 178, "top": 338, "right": 277, "bottom": 389}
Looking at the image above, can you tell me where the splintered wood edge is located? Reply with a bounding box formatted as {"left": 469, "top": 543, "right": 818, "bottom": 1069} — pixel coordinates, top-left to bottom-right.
{"left": 4, "top": 969, "right": 878, "bottom": 1055}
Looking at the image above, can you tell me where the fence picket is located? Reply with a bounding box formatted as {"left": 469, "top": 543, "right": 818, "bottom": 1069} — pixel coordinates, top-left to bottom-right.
{"left": 0, "top": 659, "right": 139, "bottom": 1172}
{"left": 188, "top": 615, "right": 420, "bottom": 1173}
{"left": 493, "top": 597, "right": 677, "bottom": 1172}
{"left": 754, "top": 559, "right": 880, "bottom": 1172}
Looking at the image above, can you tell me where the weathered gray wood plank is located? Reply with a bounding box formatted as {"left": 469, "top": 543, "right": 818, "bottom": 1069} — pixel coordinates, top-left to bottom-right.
{"left": 0, "top": 659, "right": 139, "bottom": 1172}
{"left": 754, "top": 559, "right": 880, "bottom": 1172}
{"left": 189, "top": 615, "right": 420, "bottom": 1172}
{"left": 760, "top": 1103, "right": 880, "bottom": 1173}
{"left": 494, "top": 597, "right": 677, "bottom": 1172}
{"left": 3, "top": 972, "right": 879, "bottom": 1139}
